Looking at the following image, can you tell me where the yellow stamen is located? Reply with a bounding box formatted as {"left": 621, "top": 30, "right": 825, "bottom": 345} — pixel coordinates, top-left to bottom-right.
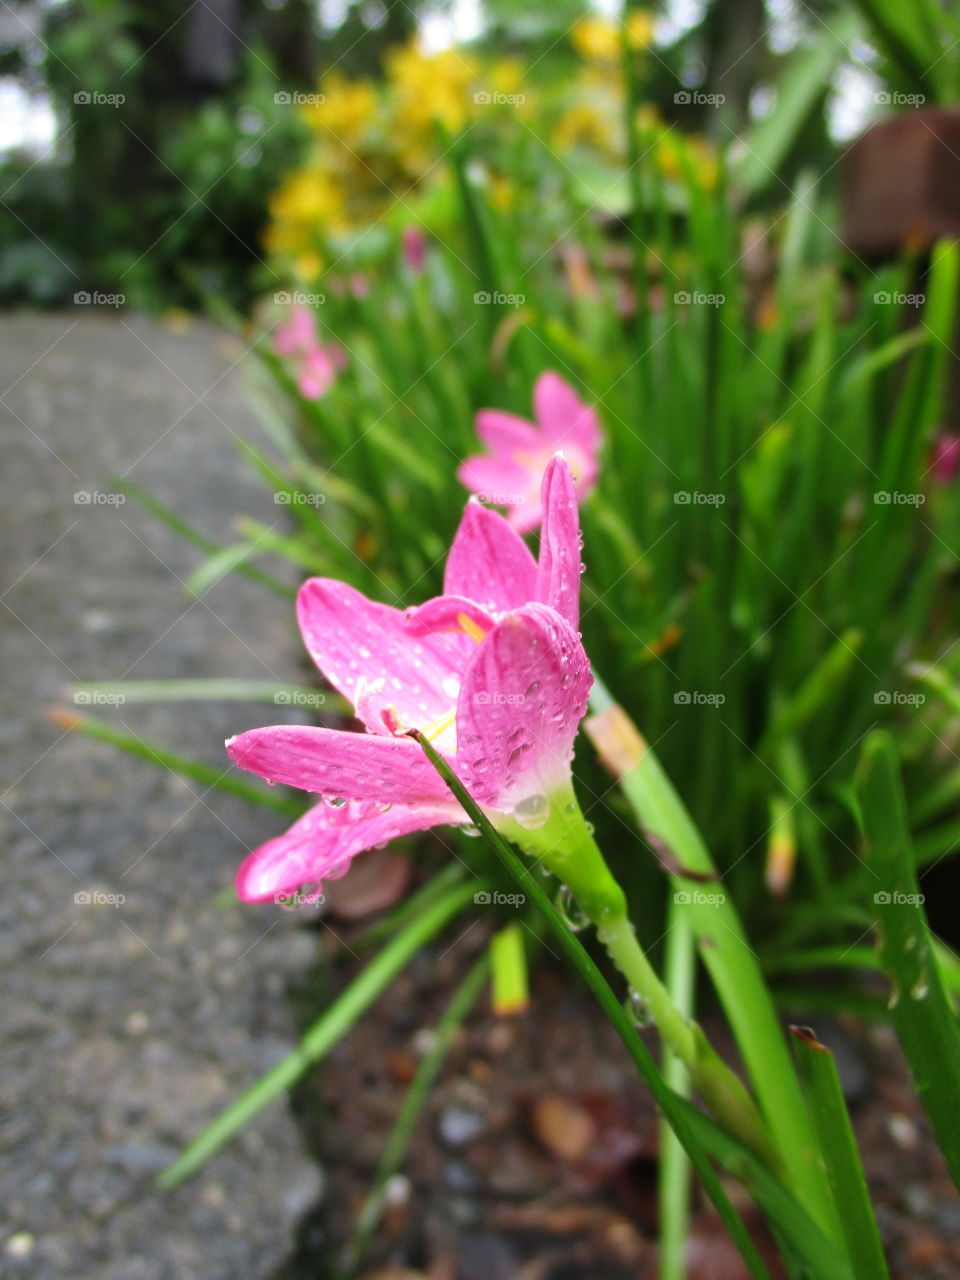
{"left": 457, "top": 612, "right": 487, "bottom": 644}
{"left": 421, "top": 706, "right": 457, "bottom": 742}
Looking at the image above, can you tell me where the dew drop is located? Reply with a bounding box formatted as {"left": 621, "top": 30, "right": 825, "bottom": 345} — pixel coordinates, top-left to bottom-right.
{"left": 461, "top": 824, "right": 481, "bottom": 838}
{"left": 442, "top": 673, "right": 461, "bottom": 699}
{"left": 514, "top": 794, "right": 549, "bottom": 830}
{"left": 555, "top": 884, "right": 589, "bottom": 932}
{"left": 910, "top": 975, "right": 930, "bottom": 1001}
{"left": 327, "top": 796, "right": 347, "bottom": 809}
{"left": 375, "top": 802, "right": 393, "bottom": 813}
{"left": 624, "top": 989, "right": 652, "bottom": 1028}
{"left": 524, "top": 681, "right": 540, "bottom": 698}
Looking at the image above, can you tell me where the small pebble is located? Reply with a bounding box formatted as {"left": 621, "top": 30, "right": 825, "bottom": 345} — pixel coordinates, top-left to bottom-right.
{"left": 530, "top": 1094, "right": 596, "bottom": 1162}
{"left": 439, "top": 1105, "right": 485, "bottom": 1147}
{"left": 4, "top": 1233, "right": 34, "bottom": 1259}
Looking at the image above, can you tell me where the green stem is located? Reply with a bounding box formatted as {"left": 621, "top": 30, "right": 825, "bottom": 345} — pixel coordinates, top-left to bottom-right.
{"left": 499, "top": 781, "right": 778, "bottom": 1169}
{"left": 659, "top": 908, "right": 695, "bottom": 1280}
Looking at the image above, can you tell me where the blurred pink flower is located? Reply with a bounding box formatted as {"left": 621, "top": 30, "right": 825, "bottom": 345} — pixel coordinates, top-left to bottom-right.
{"left": 274, "top": 303, "right": 344, "bottom": 400}
{"left": 226, "top": 458, "right": 590, "bottom": 903}
{"left": 931, "top": 433, "right": 960, "bottom": 484}
{"left": 402, "top": 225, "right": 426, "bottom": 273}
{"left": 459, "top": 372, "right": 601, "bottom": 532}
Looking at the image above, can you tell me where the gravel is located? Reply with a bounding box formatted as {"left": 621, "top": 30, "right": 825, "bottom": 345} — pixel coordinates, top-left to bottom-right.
{"left": 1, "top": 311, "right": 325, "bottom": 1279}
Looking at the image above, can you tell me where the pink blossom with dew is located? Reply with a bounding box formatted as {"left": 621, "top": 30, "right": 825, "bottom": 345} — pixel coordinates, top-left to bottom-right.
{"left": 274, "top": 303, "right": 345, "bottom": 400}
{"left": 932, "top": 433, "right": 960, "bottom": 484}
{"left": 226, "top": 458, "right": 591, "bottom": 904}
{"left": 458, "top": 372, "right": 602, "bottom": 533}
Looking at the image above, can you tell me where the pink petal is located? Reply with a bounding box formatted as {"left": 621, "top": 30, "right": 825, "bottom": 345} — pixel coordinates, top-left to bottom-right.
{"left": 443, "top": 500, "right": 538, "bottom": 611}
{"left": 235, "top": 797, "right": 462, "bottom": 902}
{"left": 533, "top": 372, "right": 593, "bottom": 442}
{"left": 226, "top": 724, "right": 452, "bottom": 804}
{"left": 475, "top": 408, "right": 542, "bottom": 456}
{"left": 535, "top": 457, "right": 582, "bottom": 627}
{"left": 504, "top": 496, "right": 544, "bottom": 535}
{"left": 298, "top": 347, "right": 338, "bottom": 399}
{"left": 404, "top": 594, "right": 497, "bottom": 639}
{"left": 457, "top": 454, "right": 532, "bottom": 508}
{"left": 455, "top": 603, "right": 592, "bottom": 808}
{"left": 297, "top": 579, "right": 470, "bottom": 732}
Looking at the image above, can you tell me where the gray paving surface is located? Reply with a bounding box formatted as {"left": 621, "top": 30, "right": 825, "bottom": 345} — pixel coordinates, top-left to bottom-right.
{"left": 1, "top": 312, "right": 324, "bottom": 1279}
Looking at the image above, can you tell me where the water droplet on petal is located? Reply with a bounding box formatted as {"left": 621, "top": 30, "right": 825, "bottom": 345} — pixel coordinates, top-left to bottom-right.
{"left": 514, "top": 794, "right": 549, "bottom": 830}
{"left": 327, "top": 796, "right": 347, "bottom": 809}
{"left": 461, "top": 824, "right": 481, "bottom": 838}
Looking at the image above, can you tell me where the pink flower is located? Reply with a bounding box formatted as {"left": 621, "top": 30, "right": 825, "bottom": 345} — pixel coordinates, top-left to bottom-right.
{"left": 931, "top": 433, "right": 960, "bottom": 484}
{"left": 402, "top": 225, "right": 426, "bottom": 274}
{"left": 274, "top": 303, "right": 344, "bottom": 400}
{"left": 458, "top": 372, "right": 601, "bottom": 533}
{"left": 226, "top": 458, "right": 591, "bottom": 903}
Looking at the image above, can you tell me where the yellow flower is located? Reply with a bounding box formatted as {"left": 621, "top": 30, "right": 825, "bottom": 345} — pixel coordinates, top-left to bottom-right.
{"left": 387, "top": 40, "right": 480, "bottom": 137}
{"left": 302, "top": 73, "right": 378, "bottom": 148}
{"left": 571, "top": 12, "right": 655, "bottom": 62}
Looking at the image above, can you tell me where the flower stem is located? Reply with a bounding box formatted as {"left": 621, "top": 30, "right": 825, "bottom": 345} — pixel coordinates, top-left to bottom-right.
{"left": 504, "top": 787, "right": 780, "bottom": 1170}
